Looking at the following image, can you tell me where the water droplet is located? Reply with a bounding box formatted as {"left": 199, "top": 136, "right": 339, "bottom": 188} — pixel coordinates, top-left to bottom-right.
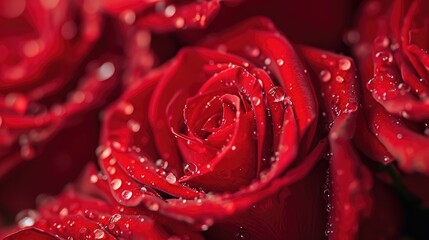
{"left": 344, "top": 102, "right": 358, "bottom": 113}
{"left": 90, "top": 174, "right": 98, "bottom": 183}
{"left": 164, "top": 5, "right": 176, "bottom": 17}
{"left": 175, "top": 17, "right": 185, "bottom": 28}
{"left": 319, "top": 70, "right": 331, "bottom": 82}
{"left": 251, "top": 96, "right": 261, "bottom": 106}
{"left": 269, "top": 86, "right": 285, "bottom": 102}
{"left": 110, "top": 214, "right": 121, "bottom": 223}
{"left": 121, "top": 102, "right": 134, "bottom": 115}
{"left": 264, "top": 58, "right": 272, "bottom": 65}
{"left": 20, "top": 145, "right": 35, "bottom": 159}
{"left": 97, "top": 62, "right": 115, "bottom": 81}
{"left": 16, "top": 210, "right": 38, "bottom": 227}
{"left": 338, "top": 58, "right": 351, "bottom": 71}
{"left": 374, "top": 36, "right": 389, "bottom": 48}
{"left": 166, "top": 173, "right": 177, "bottom": 184}
{"left": 5, "top": 93, "right": 28, "bottom": 113}
{"left": 107, "top": 166, "right": 116, "bottom": 175}
{"left": 375, "top": 51, "right": 393, "bottom": 66}
{"left": 127, "top": 119, "right": 141, "bottom": 132}
{"left": 335, "top": 76, "right": 345, "bottom": 83}
{"left": 390, "top": 42, "right": 400, "bottom": 51}
{"left": 148, "top": 202, "right": 160, "bottom": 211}
{"left": 330, "top": 95, "right": 339, "bottom": 105}
{"left": 59, "top": 208, "right": 68, "bottom": 217}
{"left": 231, "top": 146, "right": 237, "bottom": 151}
{"left": 184, "top": 163, "right": 198, "bottom": 176}
{"left": 343, "top": 30, "right": 360, "bottom": 45}
{"left": 79, "top": 227, "right": 90, "bottom": 238}
{"left": 276, "top": 59, "right": 284, "bottom": 66}
{"left": 111, "top": 179, "right": 122, "bottom": 190}
{"left": 121, "top": 190, "right": 133, "bottom": 200}
{"left": 244, "top": 45, "right": 260, "bottom": 57}
{"left": 397, "top": 133, "right": 403, "bottom": 139}
{"left": 23, "top": 40, "right": 42, "bottom": 58}
{"left": 120, "top": 10, "right": 136, "bottom": 24}
{"left": 94, "top": 229, "right": 105, "bottom": 239}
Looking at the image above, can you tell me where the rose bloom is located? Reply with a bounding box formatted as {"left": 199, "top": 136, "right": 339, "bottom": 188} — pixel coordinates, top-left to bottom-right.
{"left": 353, "top": 0, "right": 429, "bottom": 211}
{"left": 0, "top": 0, "right": 121, "bottom": 216}
{"left": 2, "top": 17, "right": 402, "bottom": 239}
{"left": 99, "top": 0, "right": 243, "bottom": 32}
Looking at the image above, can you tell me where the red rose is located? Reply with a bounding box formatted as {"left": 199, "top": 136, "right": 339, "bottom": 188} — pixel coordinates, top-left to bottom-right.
{"left": 178, "top": 0, "right": 361, "bottom": 50}
{"left": 0, "top": 0, "right": 121, "bottom": 215}
{"left": 99, "top": 0, "right": 242, "bottom": 32}
{"left": 2, "top": 164, "right": 204, "bottom": 239}
{"left": 93, "top": 18, "right": 398, "bottom": 239}
{"left": 353, "top": 0, "right": 429, "bottom": 206}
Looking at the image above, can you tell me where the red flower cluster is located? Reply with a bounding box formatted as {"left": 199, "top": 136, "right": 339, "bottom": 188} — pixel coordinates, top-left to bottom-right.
{"left": 0, "top": 0, "right": 427, "bottom": 239}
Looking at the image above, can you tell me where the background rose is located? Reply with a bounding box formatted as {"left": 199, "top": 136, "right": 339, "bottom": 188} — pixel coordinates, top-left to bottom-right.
{"left": 93, "top": 18, "right": 399, "bottom": 239}
{"left": 1, "top": 164, "right": 204, "bottom": 239}
{"left": 0, "top": 0, "right": 122, "bottom": 219}
{"left": 99, "top": 0, "right": 243, "bottom": 32}
{"left": 353, "top": 0, "right": 429, "bottom": 223}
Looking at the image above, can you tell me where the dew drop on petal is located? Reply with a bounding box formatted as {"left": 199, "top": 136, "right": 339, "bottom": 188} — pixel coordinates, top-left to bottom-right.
{"left": 251, "top": 96, "right": 261, "bottom": 106}
{"left": 23, "top": 40, "right": 42, "bottom": 58}
{"left": 16, "top": 210, "right": 38, "bottom": 227}
{"left": 319, "top": 70, "right": 331, "bottom": 82}
{"left": 90, "top": 174, "right": 98, "bottom": 183}
{"left": 268, "top": 86, "right": 285, "bottom": 102}
{"left": 184, "top": 163, "right": 198, "bottom": 176}
{"left": 121, "top": 190, "right": 132, "bottom": 200}
{"left": 344, "top": 102, "right": 358, "bottom": 113}
{"left": 244, "top": 45, "right": 260, "bottom": 57}
{"left": 127, "top": 119, "right": 141, "bottom": 132}
{"left": 166, "top": 173, "right": 177, "bottom": 184}
{"left": 120, "top": 10, "right": 136, "bottom": 24}
{"left": 375, "top": 51, "right": 393, "bottom": 66}
{"left": 175, "top": 17, "right": 185, "bottom": 28}
{"left": 164, "top": 4, "right": 176, "bottom": 17}
{"left": 148, "top": 202, "right": 160, "bottom": 211}
{"left": 97, "top": 62, "right": 115, "bottom": 81}
{"left": 111, "top": 179, "right": 122, "bottom": 190}
{"left": 264, "top": 58, "right": 271, "bottom": 65}
{"left": 20, "top": 145, "right": 35, "bottom": 159}
{"left": 330, "top": 95, "right": 340, "bottom": 105}
{"left": 335, "top": 76, "right": 345, "bottom": 83}
{"left": 338, "top": 58, "right": 351, "bottom": 71}
{"left": 94, "top": 229, "right": 105, "bottom": 239}
{"left": 276, "top": 59, "right": 284, "bottom": 66}
{"left": 374, "top": 36, "right": 389, "bottom": 48}
{"left": 122, "top": 103, "right": 134, "bottom": 115}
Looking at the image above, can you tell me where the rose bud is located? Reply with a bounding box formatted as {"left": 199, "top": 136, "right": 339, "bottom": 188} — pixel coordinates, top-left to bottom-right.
{"left": 94, "top": 17, "right": 400, "bottom": 239}
{"left": 0, "top": 164, "right": 204, "bottom": 240}
{"left": 0, "top": 0, "right": 121, "bottom": 216}
{"left": 353, "top": 0, "right": 429, "bottom": 208}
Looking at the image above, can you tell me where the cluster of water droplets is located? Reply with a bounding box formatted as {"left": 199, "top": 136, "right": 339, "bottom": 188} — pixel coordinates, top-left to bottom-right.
{"left": 324, "top": 154, "right": 334, "bottom": 236}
